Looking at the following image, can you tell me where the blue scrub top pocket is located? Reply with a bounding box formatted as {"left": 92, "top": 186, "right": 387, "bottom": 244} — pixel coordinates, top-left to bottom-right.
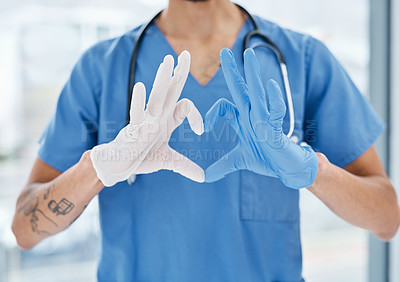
{"left": 239, "top": 170, "right": 300, "bottom": 222}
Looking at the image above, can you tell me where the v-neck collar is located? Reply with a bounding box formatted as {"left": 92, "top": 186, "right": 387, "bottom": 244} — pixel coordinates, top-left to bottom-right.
{"left": 151, "top": 18, "right": 251, "bottom": 88}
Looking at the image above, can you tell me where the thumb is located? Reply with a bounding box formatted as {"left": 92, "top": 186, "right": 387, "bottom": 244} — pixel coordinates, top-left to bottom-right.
{"left": 166, "top": 147, "right": 205, "bottom": 183}
{"left": 205, "top": 147, "right": 241, "bottom": 183}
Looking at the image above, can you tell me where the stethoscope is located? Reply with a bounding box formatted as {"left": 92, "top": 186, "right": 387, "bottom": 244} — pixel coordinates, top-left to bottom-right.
{"left": 126, "top": 4, "right": 297, "bottom": 185}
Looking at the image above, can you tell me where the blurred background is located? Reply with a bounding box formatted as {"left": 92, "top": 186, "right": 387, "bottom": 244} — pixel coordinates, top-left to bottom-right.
{"left": 0, "top": 0, "right": 399, "bottom": 281}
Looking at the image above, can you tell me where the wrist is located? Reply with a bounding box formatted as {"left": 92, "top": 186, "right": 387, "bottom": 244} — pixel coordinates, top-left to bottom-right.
{"left": 307, "top": 152, "right": 332, "bottom": 192}
{"left": 78, "top": 150, "right": 105, "bottom": 193}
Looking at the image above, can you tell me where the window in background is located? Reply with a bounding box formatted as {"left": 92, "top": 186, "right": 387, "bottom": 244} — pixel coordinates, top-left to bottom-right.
{"left": 0, "top": 1, "right": 370, "bottom": 281}
{"left": 238, "top": 1, "right": 370, "bottom": 281}
{"left": 0, "top": 3, "right": 162, "bottom": 282}
{"left": 388, "top": 0, "right": 400, "bottom": 280}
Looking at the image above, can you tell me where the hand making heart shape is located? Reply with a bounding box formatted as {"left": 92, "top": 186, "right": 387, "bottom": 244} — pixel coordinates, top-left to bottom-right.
{"left": 204, "top": 48, "right": 318, "bottom": 189}
{"left": 90, "top": 51, "right": 204, "bottom": 186}
{"left": 90, "top": 48, "right": 318, "bottom": 189}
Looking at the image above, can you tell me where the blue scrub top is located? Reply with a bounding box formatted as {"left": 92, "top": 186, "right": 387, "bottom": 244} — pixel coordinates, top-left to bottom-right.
{"left": 38, "top": 16, "right": 384, "bottom": 282}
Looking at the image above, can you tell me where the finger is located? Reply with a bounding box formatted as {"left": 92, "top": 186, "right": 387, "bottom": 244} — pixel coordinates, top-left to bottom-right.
{"left": 266, "top": 79, "right": 286, "bottom": 131}
{"left": 130, "top": 82, "right": 146, "bottom": 125}
{"left": 167, "top": 147, "right": 205, "bottom": 183}
{"left": 243, "top": 48, "right": 268, "bottom": 121}
{"left": 163, "top": 50, "right": 191, "bottom": 113}
{"left": 204, "top": 98, "right": 240, "bottom": 134}
{"left": 220, "top": 48, "right": 250, "bottom": 112}
{"left": 172, "top": 98, "right": 204, "bottom": 135}
{"left": 205, "top": 148, "right": 241, "bottom": 183}
{"left": 146, "top": 55, "right": 174, "bottom": 117}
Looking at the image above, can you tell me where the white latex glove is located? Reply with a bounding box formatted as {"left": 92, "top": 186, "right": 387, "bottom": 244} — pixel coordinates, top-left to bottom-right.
{"left": 90, "top": 51, "right": 204, "bottom": 187}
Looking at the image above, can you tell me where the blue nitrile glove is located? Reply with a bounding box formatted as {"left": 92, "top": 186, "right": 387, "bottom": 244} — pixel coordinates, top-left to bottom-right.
{"left": 204, "top": 48, "right": 318, "bottom": 189}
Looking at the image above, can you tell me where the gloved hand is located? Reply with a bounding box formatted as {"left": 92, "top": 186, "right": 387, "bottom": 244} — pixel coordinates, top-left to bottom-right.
{"left": 90, "top": 51, "right": 205, "bottom": 187}
{"left": 204, "top": 48, "right": 318, "bottom": 189}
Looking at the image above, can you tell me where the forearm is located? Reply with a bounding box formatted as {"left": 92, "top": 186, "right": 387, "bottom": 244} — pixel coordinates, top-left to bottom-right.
{"left": 308, "top": 153, "right": 400, "bottom": 241}
{"left": 12, "top": 151, "right": 104, "bottom": 249}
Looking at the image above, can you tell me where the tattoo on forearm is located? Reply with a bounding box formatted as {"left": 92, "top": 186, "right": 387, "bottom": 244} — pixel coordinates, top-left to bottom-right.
{"left": 18, "top": 182, "right": 57, "bottom": 236}
{"left": 20, "top": 191, "right": 58, "bottom": 235}
{"left": 16, "top": 184, "right": 39, "bottom": 211}
{"left": 43, "top": 182, "right": 55, "bottom": 200}
{"left": 18, "top": 181, "right": 79, "bottom": 236}
{"left": 48, "top": 198, "right": 75, "bottom": 216}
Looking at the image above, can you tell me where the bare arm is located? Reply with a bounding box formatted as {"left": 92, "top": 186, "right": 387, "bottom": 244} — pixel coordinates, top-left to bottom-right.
{"left": 11, "top": 51, "right": 204, "bottom": 250}
{"left": 309, "top": 146, "right": 400, "bottom": 241}
{"left": 12, "top": 151, "right": 104, "bottom": 250}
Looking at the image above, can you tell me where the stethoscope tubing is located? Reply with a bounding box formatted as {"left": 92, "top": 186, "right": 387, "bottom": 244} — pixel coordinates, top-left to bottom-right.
{"left": 126, "top": 4, "right": 295, "bottom": 140}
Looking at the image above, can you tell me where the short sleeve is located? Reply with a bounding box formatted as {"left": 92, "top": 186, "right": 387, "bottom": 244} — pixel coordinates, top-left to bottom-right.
{"left": 304, "top": 37, "right": 385, "bottom": 167}
{"left": 38, "top": 48, "right": 100, "bottom": 172}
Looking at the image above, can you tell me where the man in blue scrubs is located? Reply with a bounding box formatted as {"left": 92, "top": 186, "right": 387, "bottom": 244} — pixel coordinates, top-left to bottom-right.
{"left": 11, "top": 0, "right": 400, "bottom": 281}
